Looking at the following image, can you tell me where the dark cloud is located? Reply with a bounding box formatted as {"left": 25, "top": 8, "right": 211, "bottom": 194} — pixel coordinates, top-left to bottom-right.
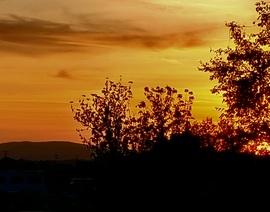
{"left": 0, "top": 14, "right": 90, "bottom": 55}
{"left": 0, "top": 14, "right": 220, "bottom": 56}
{"left": 55, "top": 70, "right": 73, "bottom": 79}
{"left": 98, "top": 30, "right": 209, "bottom": 49}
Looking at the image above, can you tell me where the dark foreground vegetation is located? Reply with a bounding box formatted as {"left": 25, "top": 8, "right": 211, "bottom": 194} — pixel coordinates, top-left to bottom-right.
{"left": 0, "top": 141, "right": 270, "bottom": 212}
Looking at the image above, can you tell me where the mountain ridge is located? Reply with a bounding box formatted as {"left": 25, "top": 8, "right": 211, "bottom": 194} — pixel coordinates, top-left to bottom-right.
{"left": 0, "top": 141, "right": 92, "bottom": 161}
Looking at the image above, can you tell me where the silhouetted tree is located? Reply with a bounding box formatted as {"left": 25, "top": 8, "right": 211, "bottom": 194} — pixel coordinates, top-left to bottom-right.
{"left": 71, "top": 78, "right": 197, "bottom": 159}
{"left": 134, "top": 86, "right": 195, "bottom": 151}
{"left": 70, "top": 77, "right": 134, "bottom": 158}
{"left": 199, "top": 1, "right": 270, "bottom": 152}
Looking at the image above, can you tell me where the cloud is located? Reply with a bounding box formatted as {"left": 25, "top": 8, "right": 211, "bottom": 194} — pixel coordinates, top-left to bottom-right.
{"left": 0, "top": 13, "right": 221, "bottom": 56}
{"left": 55, "top": 69, "right": 73, "bottom": 79}
{"left": 95, "top": 32, "right": 197, "bottom": 49}
{"left": 0, "top": 14, "right": 91, "bottom": 55}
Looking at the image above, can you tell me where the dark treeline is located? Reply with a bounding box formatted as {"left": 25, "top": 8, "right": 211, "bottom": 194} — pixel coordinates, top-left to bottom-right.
{"left": 0, "top": 142, "right": 270, "bottom": 211}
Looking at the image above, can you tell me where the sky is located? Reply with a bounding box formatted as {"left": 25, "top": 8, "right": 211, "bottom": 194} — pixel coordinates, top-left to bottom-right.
{"left": 0, "top": 0, "right": 258, "bottom": 143}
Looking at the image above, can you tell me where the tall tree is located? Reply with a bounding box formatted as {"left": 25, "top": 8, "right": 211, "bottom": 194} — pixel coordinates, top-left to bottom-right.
{"left": 70, "top": 77, "right": 134, "bottom": 158}
{"left": 199, "top": 1, "right": 270, "bottom": 152}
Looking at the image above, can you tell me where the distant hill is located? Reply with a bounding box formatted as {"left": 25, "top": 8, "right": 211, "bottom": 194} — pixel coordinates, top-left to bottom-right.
{"left": 0, "top": 141, "right": 92, "bottom": 161}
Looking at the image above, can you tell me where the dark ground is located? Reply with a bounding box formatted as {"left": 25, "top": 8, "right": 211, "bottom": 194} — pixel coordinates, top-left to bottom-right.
{"left": 0, "top": 149, "right": 269, "bottom": 212}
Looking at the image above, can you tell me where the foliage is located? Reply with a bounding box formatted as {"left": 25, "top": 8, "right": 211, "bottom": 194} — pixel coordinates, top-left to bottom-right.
{"left": 198, "top": 1, "right": 270, "bottom": 152}
{"left": 71, "top": 79, "right": 196, "bottom": 158}
{"left": 191, "top": 117, "right": 218, "bottom": 150}
{"left": 135, "top": 86, "right": 195, "bottom": 150}
{"left": 70, "top": 77, "right": 134, "bottom": 158}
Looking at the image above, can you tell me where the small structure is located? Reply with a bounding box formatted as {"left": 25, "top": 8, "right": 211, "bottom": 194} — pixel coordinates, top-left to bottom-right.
{"left": 0, "top": 170, "right": 45, "bottom": 192}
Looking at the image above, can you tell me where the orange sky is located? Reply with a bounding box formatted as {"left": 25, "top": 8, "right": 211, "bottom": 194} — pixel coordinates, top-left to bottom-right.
{"left": 0, "top": 0, "right": 258, "bottom": 143}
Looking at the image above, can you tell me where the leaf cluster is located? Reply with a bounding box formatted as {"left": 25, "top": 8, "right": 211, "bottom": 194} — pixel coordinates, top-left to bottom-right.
{"left": 198, "top": 1, "right": 270, "bottom": 152}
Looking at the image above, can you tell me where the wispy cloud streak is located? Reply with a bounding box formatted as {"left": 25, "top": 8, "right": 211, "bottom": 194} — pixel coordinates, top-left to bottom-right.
{"left": 0, "top": 13, "right": 221, "bottom": 56}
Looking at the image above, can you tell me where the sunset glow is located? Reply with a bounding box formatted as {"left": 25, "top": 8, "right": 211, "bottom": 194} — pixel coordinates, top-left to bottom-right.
{"left": 241, "top": 136, "right": 270, "bottom": 156}
{"left": 0, "top": 0, "right": 258, "bottom": 143}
